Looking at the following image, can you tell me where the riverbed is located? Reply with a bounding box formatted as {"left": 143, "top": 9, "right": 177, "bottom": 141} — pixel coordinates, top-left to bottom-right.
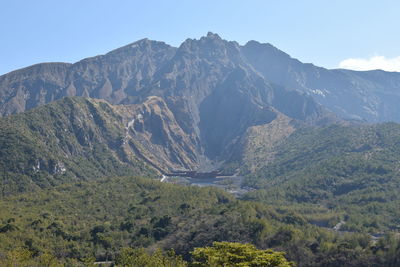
{"left": 160, "top": 175, "right": 251, "bottom": 197}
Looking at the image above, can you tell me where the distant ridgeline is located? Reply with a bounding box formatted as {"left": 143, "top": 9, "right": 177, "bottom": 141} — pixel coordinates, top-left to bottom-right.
{"left": 2, "top": 33, "right": 400, "bottom": 123}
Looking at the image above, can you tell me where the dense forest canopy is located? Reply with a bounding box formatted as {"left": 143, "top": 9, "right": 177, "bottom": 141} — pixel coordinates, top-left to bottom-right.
{"left": 0, "top": 176, "right": 400, "bottom": 266}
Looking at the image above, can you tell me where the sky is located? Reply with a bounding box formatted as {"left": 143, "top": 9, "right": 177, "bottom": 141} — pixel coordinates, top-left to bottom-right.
{"left": 1, "top": 0, "right": 399, "bottom": 75}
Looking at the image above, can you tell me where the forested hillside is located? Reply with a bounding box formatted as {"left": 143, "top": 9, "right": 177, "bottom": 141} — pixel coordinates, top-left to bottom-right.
{"left": 1, "top": 176, "right": 399, "bottom": 266}
{"left": 0, "top": 97, "right": 157, "bottom": 195}
{"left": 244, "top": 123, "right": 400, "bottom": 232}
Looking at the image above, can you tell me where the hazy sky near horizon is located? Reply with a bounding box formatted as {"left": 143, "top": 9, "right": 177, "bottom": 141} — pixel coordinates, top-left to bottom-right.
{"left": 1, "top": 0, "right": 399, "bottom": 75}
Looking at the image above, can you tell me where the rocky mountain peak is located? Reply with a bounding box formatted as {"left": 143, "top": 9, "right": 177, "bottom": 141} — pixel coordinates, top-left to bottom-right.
{"left": 176, "top": 33, "right": 240, "bottom": 64}
{"left": 206, "top": 31, "right": 221, "bottom": 39}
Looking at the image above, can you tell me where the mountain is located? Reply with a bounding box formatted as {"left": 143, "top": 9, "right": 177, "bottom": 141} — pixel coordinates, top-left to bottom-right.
{"left": 242, "top": 41, "right": 400, "bottom": 122}
{"left": 1, "top": 33, "right": 400, "bottom": 124}
{"left": 0, "top": 38, "right": 176, "bottom": 116}
{"left": 0, "top": 33, "right": 334, "bottom": 178}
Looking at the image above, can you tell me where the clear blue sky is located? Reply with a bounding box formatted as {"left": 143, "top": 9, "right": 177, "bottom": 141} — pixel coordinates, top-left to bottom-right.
{"left": 1, "top": 0, "right": 399, "bottom": 75}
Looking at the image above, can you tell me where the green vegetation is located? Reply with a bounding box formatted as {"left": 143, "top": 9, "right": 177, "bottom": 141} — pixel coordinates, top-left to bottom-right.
{"left": 115, "top": 248, "right": 187, "bottom": 266}
{"left": 0, "top": 242, "right": 293, "bottom": 267}
{"left": 243, "top": 123, "right": 400, "bottom": 233}
{"left": 191, "top": 241, "right": 293, "bottom": 266}
{"left": 0, "top": 247, "right": 68, "bottom": 266}
{"left": 1, "top": 176, "right": 400, "bottom": 266}
{"left": 0, "top": 176, "right": 293, "bottom": 262}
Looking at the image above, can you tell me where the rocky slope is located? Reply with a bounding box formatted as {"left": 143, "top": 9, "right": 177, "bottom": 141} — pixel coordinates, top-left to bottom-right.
{"left": 115, "top": 95, "right": 199, "bottom": 171}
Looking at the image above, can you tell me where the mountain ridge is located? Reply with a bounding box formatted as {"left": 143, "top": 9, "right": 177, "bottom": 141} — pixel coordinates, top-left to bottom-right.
{"left": 2, "top": 32, "right": 400, "bottom": 123}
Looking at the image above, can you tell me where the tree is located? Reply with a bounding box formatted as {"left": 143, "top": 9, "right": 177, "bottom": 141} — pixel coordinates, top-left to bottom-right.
{"left": 190, "top": 242, "right": 294, "bottom": 267}
{"left": 115, "top": 247, "right": 187, "bottom": 267}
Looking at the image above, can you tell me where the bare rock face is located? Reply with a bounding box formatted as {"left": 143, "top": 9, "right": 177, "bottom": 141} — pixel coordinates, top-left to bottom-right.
{"left": 114, "top": 96, "right": 199, "bottom": 172}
